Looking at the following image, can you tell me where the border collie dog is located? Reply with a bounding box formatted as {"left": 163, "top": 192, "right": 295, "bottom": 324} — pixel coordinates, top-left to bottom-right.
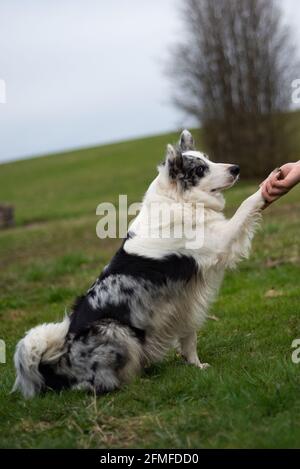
{"left": 13, "top": 130, "right": 265, "bottom": 398}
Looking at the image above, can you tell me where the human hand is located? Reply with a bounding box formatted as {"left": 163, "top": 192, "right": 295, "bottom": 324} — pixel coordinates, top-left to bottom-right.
{"left": 261, "top": 161, "right": 300, "bottom": 206}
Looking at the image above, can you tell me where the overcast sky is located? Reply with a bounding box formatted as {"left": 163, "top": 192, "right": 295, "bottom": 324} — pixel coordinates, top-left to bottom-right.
{"left": 0, "top": 0, "right": 299, "bottom": 163}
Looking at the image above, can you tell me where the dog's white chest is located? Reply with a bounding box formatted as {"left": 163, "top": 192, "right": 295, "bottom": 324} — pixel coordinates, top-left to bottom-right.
{"left": 184, "top": 267, "right": 224, "bottom": 327}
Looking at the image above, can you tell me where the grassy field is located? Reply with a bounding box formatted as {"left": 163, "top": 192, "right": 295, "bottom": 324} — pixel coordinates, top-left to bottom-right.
{"left": 0, "top": 130, "right": 299, "bottom": 448}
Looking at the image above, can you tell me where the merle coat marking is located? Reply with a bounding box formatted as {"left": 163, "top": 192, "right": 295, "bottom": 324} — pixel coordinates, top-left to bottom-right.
{"left": 13, "top": 130, "right": 265, "bottom": 398}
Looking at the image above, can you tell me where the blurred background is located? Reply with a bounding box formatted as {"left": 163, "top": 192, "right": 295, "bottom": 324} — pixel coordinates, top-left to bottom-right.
{"left": 0, "top": 0, "right": 186, "bottom": 163}
{"left": 0, "top": 0, "right": 299, "bottom": 167}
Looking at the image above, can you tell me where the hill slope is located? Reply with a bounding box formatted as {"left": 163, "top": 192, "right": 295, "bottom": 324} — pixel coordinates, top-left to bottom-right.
{"left": 0, "top": 130, "right": 300, "bottom": 449}
{"left": 0, "top": 131, "right": 196, "bottom": 225}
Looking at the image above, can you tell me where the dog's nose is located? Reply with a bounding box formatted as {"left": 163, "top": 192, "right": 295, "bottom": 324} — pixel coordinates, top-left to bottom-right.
{"left": 229, "top": 165, "right": 240, "bottom": 176}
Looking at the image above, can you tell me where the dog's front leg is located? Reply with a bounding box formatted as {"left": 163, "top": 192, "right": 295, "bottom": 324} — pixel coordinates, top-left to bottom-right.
{"left": 226, "top": 188, "right": 265, "bottom": 234}
{"left": 219, "top": 189, "right": 265, "bottom": 266}
{"left": 180, "top": 332, "right": 210, "bottom": 369}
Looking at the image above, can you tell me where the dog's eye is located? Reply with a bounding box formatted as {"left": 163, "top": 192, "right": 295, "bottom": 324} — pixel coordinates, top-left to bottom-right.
{"left": 196, "top": 166, "right": 204, "bottom": 177}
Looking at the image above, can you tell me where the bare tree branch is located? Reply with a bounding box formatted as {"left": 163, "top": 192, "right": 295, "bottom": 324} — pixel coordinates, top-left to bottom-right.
{"left": 168, "top": 0, "right": 299, "bottom": 177}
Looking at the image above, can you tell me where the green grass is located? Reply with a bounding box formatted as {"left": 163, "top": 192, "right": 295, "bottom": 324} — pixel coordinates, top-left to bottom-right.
{"left": 0, "top": 129, "right": 300, "bottom": 448}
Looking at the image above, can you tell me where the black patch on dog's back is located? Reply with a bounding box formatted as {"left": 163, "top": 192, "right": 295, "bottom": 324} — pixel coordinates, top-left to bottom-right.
{"left": 68, "top": 238, "right": 198, "bottom": 340}
{"left": 69, "top": 294, "right": 145, "bottom": 342}
{"left": 101, "top": 245, "right": 198, "bottom": 286}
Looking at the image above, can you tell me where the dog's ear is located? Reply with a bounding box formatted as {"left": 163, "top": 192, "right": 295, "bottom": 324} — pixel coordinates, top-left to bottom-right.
{"left": 179, "top": 129, "right": 195, "bottom": 152}
{"left": 166, "top": 144, "right": 183, "bottom": 179}
{"left": 166, "top": 144, "right": 177, "bottom": 162}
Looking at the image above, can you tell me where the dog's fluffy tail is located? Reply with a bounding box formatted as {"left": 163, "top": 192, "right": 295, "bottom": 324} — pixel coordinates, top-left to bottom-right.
{"left": 12, "top": 317, "right": 70, "bottom": 398}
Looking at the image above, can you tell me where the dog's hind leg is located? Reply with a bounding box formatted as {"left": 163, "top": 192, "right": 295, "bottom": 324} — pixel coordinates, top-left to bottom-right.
{"left": 179, "top": 331, "right": 210, "bottom": 369}
{"left": 65, "top": 321, "right": 143, "bottom": 395}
